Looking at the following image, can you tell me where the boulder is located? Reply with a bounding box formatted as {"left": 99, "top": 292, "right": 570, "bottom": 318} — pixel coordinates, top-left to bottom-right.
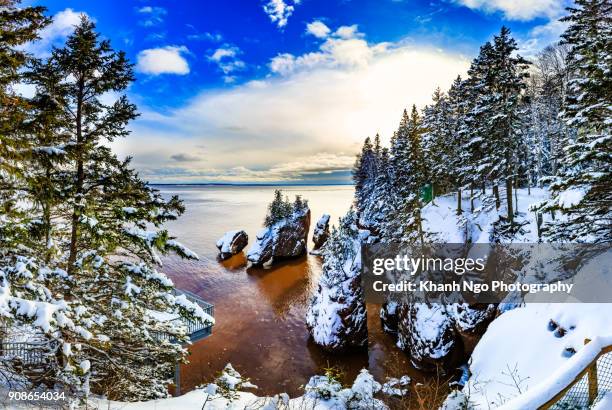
{"left": 390, "top": 302, "right": 497, "bottom": 371}
{"left": 312, "top": 214, "right": 330, "bottom": 250}
{"left": 246, "top": 208, "right": 310, "bottom": 266}
{"left": 396, "top": 303, "right": 461, "bottom": 371}
{"left": 216, "top": 230, "right": 248, "bottom": 260}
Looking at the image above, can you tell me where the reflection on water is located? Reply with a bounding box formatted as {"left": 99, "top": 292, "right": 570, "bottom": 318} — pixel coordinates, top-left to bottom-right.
{"left": 157, "top": 185, "right": 421, "bottom": 396}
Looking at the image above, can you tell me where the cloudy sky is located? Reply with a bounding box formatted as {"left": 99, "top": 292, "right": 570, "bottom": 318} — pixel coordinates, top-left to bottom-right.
{"left": 29, "top": 0, "right": 571, "bottom": 184}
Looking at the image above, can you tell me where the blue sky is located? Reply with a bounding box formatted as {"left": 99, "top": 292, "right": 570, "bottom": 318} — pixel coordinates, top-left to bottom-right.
{"left": 29, "top": 0, "right": 571, "bottom": 184}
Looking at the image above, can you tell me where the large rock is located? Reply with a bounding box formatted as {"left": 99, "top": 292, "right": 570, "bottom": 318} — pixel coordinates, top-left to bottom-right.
{"left": 306, "top": 209, "right": 367, "bottom": 352}
{"left": 397, "top": 303, "right": 461, "bottom": 371}
{"left": 390, "top": 302, "right": 496, "bottom": 371}
{"left": 246, "top": 208, "right": 310, "bottom": 266}
{"left": 216, "top": 230, "right": 248, "bottom": 260}
{"left": 312, "top": 214, "right": 330, "bottom": 250}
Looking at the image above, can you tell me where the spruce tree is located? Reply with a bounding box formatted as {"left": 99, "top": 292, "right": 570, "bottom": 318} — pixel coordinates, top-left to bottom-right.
{"left": 352, "top": 136, "right": 377, "bottom": 211}
{"left": 534, "top": 0, "right": 611, "bottom": 242}
{"left": 9, "top": 17, "right": 211, "bottom": 400}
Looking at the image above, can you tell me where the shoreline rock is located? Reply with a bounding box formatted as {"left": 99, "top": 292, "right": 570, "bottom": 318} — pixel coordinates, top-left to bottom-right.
{"left": 246, "top": 208, "right": 311, "bottom": 266}
{"left": 312, "top": 214, "right": 330, "bottom": 250}
{"left": 216, "top": 230, "right": 248, "bottom": 260}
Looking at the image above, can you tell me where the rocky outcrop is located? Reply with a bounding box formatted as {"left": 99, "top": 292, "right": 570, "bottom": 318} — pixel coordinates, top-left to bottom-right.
{"left": 312, "top": 214, "right": 330, "bottom": 250}
{"left": 306, "top": 209, "right": 367, "bottom": 352}
{"left": 397, "top": 303, "right": 461, "bottom": 370}
{"left": 216, "top": 230, "right": 248, "bottom": 260}
{"left": 389, "top": 302, "right": 496, "bottom": 370}
{"left": 246, "top": 208, "right": 310, "bottom": 266}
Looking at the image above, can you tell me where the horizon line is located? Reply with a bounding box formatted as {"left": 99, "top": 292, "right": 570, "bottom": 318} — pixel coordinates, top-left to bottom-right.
{"left": 148, "top": 182, "right": 354, "bottom": 187}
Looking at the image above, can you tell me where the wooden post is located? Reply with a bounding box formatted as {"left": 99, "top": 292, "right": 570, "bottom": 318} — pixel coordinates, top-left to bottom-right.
{"left": 585, "top": 338, "right": 598, "bottom": 406}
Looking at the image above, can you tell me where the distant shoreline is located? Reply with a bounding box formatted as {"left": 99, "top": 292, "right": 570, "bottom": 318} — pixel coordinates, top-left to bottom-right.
{"left": 150, "top": 183, "right": 354, "bottom": 187}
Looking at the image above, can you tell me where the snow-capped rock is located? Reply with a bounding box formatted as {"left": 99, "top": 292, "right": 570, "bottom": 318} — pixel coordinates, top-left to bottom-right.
{"left": 246, "top": 207, "right": 310, "bottom": 266}
{"left": 397, "top": 303, "right": 461, "bottom": 370}
{"left": 312, "top": 213, "right": 330, "bottom": 250}
{"left": 306, "top": 209, "right": 368, "bottom": 352}
{"left": 216, "top": 230, "right": 248, "bottom": 260}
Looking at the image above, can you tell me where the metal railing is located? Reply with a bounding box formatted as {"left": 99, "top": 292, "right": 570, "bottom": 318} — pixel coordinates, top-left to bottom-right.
{"left": 541, "top": 340, "right": 612, "bottom": 409}
{"left": 156, "top": 289, "right": 215, "bottom": 343}
{"left": 0, "top": 329, "right": 58, "bottom": 366}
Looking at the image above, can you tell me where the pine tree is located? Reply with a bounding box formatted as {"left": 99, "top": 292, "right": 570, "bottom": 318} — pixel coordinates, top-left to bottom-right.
{"left": 306, "top": 208, "right": 367, "bottom": 351}
{"left": 533, "top": 0, "right": 611, "bottom": 242}
{"left": 264, "top": 189, "right": 292, "bottom": 226}
{"left": 422, "top": 87, "right": 455, "bottom": 198}
{"left": 9, "top": 17, "right": 210, "bottom": 400}
{"left": 387, "top": 106, "right": 426, "bottom": 243}
{"left": 447, "top": 75, "right": 472, "bottom": 213}
{"left": 463, "top": 28, "right": 530, "bottom": 223}
{"left": 352, "top": 136, "right": 378, "bottom": 211}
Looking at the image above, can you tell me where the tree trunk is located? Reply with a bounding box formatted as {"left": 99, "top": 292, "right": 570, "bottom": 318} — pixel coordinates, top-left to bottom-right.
{"left": 470, "top": 185, "right": 474, "bottom": 212}
{"left": 506, "top": 178, "right": 514, "bottom": 224}
{"left": 67, "top": 78, "right": 85, "bottom": 274}
{"left": 514, "top": 177, "right": 519, "bottom": 215}
{"left": 457, "top": 189, "right": 462, "bottom": 215}
{"left": 493, "top": 185, "right": 500, "bottom": 209}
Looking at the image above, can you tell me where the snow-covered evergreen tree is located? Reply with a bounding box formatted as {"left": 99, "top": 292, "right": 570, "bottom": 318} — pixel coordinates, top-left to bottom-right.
{"left": 353, "top": 136, "right": 378, "bottom": 212}
{"left": 533, "top": 0, "right": 611, "bottom": 242}
{"left": 462, "top": 28, "right": 530, "bottom": 223}
{"left": 2, "top": 14, "right": 211, "bottom": 401}
{"left": 306, "top": 208, "right": 368, "bottom": 351}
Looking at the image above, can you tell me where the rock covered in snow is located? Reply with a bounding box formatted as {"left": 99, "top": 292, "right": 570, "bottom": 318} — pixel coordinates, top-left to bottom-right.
{"left": 246, "top": 207, "right": 310, "bottom": 266}
{"left": 312, "top": 214, "right": 330, "bottom": 250}
{"left": 397, "top": 303, "right": 461, "bottom": 370}
{"left": 216, "top": 230, "right": 248, "bottom": 260}
{"left": 306, "top": 209, "right": 368, "bottom": 352}
{"left": 391, "top": 302, "right": 496, "bottom": 371}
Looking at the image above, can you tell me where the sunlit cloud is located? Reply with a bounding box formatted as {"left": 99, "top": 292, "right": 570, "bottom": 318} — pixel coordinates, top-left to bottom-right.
{"left": 136, "top": 46, "right": 190, "bottom": 75}
{"left": 116, "top": 22, "right": 469, "bottom": 183}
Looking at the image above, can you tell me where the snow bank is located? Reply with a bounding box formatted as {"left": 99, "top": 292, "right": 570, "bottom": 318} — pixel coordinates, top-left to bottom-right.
{"left": 465, "top": 303, "right": 612, "bottom": 408}
{"left": 498, "top": 335, "right": 612, "bottom": 409}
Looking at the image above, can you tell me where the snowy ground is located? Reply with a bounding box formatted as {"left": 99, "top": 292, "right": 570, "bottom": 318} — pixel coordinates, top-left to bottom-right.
{"left": 422, "top": 187, "right": 550, "bottom": 243}
{"left": 89, "top": 365, "right": 393, "bottom": 410}
{"left": 465, "top": 303, "right": 612, "bottom": 408}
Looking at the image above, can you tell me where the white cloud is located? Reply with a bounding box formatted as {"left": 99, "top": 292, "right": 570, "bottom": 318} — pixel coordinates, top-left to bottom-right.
{"left": 136, "top": 46, "right": 190, "bottom": 75}
{"left": 334, "top": 25, "right": 362, "bottom": 40}
{"left": 209, "top": 47, "right": 238, "bottom": 62}
{"left": 118, "top": 24, "right": 469, "bottom": 183}
{"left": 263, "top": 0, "right": 301, "bottom": 28}
{"left": 306, "top": 20, "right": 331, "bottom": 39}
{"left": 25, "top": 8, "right": 88, "bottom": 56}
{"left": 519, "top": 19, "right": 568, "bottom": 56}
{"left": 208, "top": 46, "right": 246, "bottom": 82}
{"left": 270, "top": 25, "right": 382, "bottom": 75}
{"left": 453, "top": 0, "right": 571, "bottom": 21}
{"left": 137, "top": 6, "right": 167, "bottom": 27}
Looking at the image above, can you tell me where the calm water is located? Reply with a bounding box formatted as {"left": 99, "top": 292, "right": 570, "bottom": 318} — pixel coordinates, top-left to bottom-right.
{"left": 157, "top": 185, "right": 417, "bottom": 396}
